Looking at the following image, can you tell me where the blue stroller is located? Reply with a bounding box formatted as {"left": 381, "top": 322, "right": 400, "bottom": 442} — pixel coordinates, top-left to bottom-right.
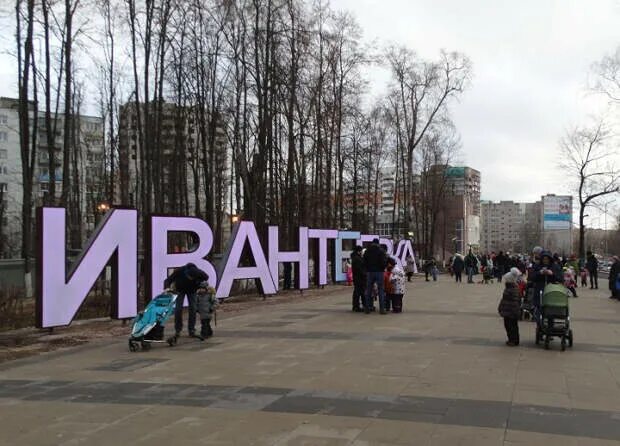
{"left": 129, "top": 292, "right": 178, "bottom": 351}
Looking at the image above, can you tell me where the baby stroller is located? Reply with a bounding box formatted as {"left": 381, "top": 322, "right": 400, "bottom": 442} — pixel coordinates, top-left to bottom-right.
{"left": 535, "top": 284, "right": 574, "bottom": 351}
{"left": 129, "top": 292, "right": 178, "bottom": 351}
{"left": 520, "top": 283, "right": 534, "bottom": 321}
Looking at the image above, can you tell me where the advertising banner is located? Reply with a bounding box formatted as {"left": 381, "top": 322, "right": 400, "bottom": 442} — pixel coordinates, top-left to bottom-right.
{"left": 543, "top": 195, "right": 572, "bottom": 230}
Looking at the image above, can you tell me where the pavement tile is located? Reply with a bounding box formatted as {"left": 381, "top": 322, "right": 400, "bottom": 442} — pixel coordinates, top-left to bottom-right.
{"left": 1, "top": 277, "right": 619, "bottom": 445}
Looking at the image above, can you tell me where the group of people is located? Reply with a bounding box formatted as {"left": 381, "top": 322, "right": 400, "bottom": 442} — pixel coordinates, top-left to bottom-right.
{"left": 350, "top": 238, "right": 409, "bottom": 314}
{"left": 496, "top": 247, "right": 620, "bottom": 346}
{"left": 448, "top": 251, "right": 527, "bottom": 284}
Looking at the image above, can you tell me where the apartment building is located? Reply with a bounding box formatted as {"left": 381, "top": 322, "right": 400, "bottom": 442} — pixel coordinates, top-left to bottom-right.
{"left": 118, "top": 101, "right": 228, "bottom": 217}
{"left": 0, "top": 97, "right": 104, "bottom": 258}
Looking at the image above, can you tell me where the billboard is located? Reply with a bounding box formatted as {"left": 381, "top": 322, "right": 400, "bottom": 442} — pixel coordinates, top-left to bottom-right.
{"left": 543, "top": 195, "right": 572, "bottom": 230}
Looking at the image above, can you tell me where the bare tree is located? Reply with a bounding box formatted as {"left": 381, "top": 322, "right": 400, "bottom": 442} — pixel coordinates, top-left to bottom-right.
{"left": 560, "top": 119, "right": 620, "bottom": 260}
{"left": 592, "top": 46, "right": 620, "bottom": 103}
{"left": 15, "top": 0, "right": 38, "bottom": 295}
{"left": 385, "top": 47, "right": 471, "bottom": 235}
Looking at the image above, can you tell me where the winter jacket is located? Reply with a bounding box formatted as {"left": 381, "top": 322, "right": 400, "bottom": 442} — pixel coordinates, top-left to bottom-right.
{"left": 351, "top": 251, "right": 367, "bottom": 286}
{"left": 389, "top": 264, "right": 406, "bottom": 295}
{"left": 529, "top": 252, "right": 563, "bottom": 306}
{"left": 196, "top": 287, "right": 217, "bottom": 320}
{"left": 452, "top": 256, "right": 465, "bottom": 273}
{"left": 363, "top": 243, "right": 388, "bottom": 272}
{"left": 586, "top": 255, "right": 598, "bottom": 273}
{"left": 405, "top": 257, "right": 416, "bottom": 274}
{"left": 163, "top": 264, "right": 209, "bottom": 295}
{"left": 498, "top": 283, "right": 521, "bottom": 319}
{"left": 465, "top": 254, "right": 477, "bottom": 268}
{"left": 384, "top": 271, "right": 393, "bottom": 294}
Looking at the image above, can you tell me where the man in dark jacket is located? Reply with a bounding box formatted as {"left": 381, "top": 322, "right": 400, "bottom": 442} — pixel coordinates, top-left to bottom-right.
{"left": 164, "top": 263, "right": 210, "bottom": 337}
{"left": 465, "top": 251, "right": 477, "bottom": 283}
{"left": 350, "top": 246, "right": 366, "bottom": 312}
{"left": 586, "top": 251, "right": 599, "bottom": 289}
{"left": 452, "top": 255, "right": 465, "bottom": 283}
{"left": 363, "top": 239, "right": 388, "bottom": 314}
{"left": 609, "top": 256, "right": 620, "bottom": 300}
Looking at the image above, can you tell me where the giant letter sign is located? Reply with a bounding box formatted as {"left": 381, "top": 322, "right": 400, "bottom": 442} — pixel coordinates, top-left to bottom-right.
{"left": 216, "top": 221, "right": 277, "bottom": 298}
{"left": 148, "top": 216, "right": 218, "bottom": 301}
{"left": 333, "top": 231, "right": 361, "bottom": 282}
{"left": 37, "top": 205, "right": 416, "bottom": 327}
{"left": 309, "top": 229, "right": 338, "bottom": 286}
{"left": 36, "top": 207, "right": 137, "bottom": 328}
{"left": 268, "top": 226, "right": 309, "bottom": 290}
{"left": 395, "top": 239, "right": 417, "bottom": 273}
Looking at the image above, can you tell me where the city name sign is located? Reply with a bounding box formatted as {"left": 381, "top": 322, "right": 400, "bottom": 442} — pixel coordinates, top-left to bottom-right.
{"left": 36, "top": 207, "right": 416, "bottom": 328}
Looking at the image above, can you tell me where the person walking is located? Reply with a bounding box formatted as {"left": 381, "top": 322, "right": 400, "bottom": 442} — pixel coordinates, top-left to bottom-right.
{"left": 530, "top": 251, "right": 563, "bottom": 315}
{"left": 586, "top": 251, "right": 599, "bottom": 289}
{"left": 405, "top": 255, "right": 416, "bottom": 282}
{"left": 363, "top": 239, "right": 388, "bottom": 314}
{"left": 164, "top": 263, "right": 210, "bottom": 338}
{"left": 350, "top": 246, "right": 366, "bottom": 312}
{"left": 609, "top": 256, "right": 620, "bottom": 300}
{"left": 424, "top": 258, "right": 437, "bottom": 282}
{"left": 452, "top": 254, "right": 465, "bottom": 283}
{"left": 498, "top": 270, "right": 521, "bottom": 346}
{"left": 465, "top": 251, "right": 477, "bottom": 284}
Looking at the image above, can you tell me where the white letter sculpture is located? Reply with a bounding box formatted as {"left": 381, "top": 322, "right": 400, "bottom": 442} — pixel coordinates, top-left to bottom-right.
{"left": 148, "top": 216, "right": 218, "bottom": 302}
{"left": 37, "top": 207, "right": 137, "bottom": 328}
{"left": 217, "top": 221, "right": 277, "bottom": 298}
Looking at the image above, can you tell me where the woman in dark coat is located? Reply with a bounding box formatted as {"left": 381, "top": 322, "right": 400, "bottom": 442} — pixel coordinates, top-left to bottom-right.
{"left": 452, "top": 255, "right": 465, "bottom": 283}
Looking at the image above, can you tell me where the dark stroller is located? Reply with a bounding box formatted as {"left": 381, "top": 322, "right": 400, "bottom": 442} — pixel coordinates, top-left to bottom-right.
{"left": 129, "top": 292, "right": 178, "bottom": 351}
{"left": 520, "top": 285, "right": 535, "bottom": 321}
{"left": 535, "top": 284, "right": 573, "bottom": 351}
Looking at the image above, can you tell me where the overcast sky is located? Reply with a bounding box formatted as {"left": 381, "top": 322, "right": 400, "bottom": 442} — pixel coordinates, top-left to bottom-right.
{"left": 333, "top": 0, "right": 620, "bottom": 226}
{"left": 1, "top": 0, "right": 619, "bottom": 227}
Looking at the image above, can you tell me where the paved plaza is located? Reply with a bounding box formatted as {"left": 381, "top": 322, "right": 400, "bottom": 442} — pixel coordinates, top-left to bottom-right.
{"left": 1, "top": 276, "right": 619, "bottom": 445}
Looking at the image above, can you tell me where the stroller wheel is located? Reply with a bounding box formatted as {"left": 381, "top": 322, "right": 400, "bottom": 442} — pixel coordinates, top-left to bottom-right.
{"left": 140, "top": 341, "right": 151, "bottom": 351}
{"left": 568, "top": 329, "right": 573, "bottom": 347}
{"left": 129, "top": 340, "right": 138, "bottom": 352}
{"left": 535, "top": 326, "right": 541, "bottom": 345}
{"left": 561, "top": 336, "right": 567, "bottom": 352}
{"left": 544, "top": 336, "right": 550, "bottom": 350}
{"left": 167, "top": 336, "right": 177, "bottom": 347}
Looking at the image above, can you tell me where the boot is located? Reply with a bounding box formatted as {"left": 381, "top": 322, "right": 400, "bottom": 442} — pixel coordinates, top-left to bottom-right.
{"left": 201, "top": 320, "right": 213, "bottom": 338}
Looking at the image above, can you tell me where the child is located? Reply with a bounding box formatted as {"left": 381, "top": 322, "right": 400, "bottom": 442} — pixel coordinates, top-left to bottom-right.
{"left": 579, "top": 268, "right": 588, "bottom": 288}
{"left": 563, "top": 267, "right": 578, "bottom": 298}
{"left": 498, "top": 271, "right": 521, "bottom": 346}
{"left": 195, "top": 281, "right": 218, "bottom": 341}
{"left": 345, "top": 261, "right": 353, "bottom": 286}
{"left": 387, "top": 258, "right": 406, "bottom": 312}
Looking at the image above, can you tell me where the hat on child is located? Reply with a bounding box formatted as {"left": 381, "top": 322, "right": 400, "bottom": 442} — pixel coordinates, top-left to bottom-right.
{"left": 503, "top": 272, "right": 517, "bottom": 284}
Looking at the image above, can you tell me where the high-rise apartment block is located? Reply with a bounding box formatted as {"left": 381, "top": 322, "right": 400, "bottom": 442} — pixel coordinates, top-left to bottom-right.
{"left": 0, "top": 97, "right": 104, "bottom": 258}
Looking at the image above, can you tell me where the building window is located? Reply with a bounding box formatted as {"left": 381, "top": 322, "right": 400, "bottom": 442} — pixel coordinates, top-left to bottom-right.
{"left": 0, "top": 183, "right": 7, "bottom": 193}
{"left": 0, "top": 115, "right": 7, "bottom": 125}
{"left": 0, "top": 131, "right": 7, "bottom": 142}
{"left": 0, "top": 165, "right": 7, "bottom": 174}
{"left": 0, "top": 149, "right": 7, "bottom": 159}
